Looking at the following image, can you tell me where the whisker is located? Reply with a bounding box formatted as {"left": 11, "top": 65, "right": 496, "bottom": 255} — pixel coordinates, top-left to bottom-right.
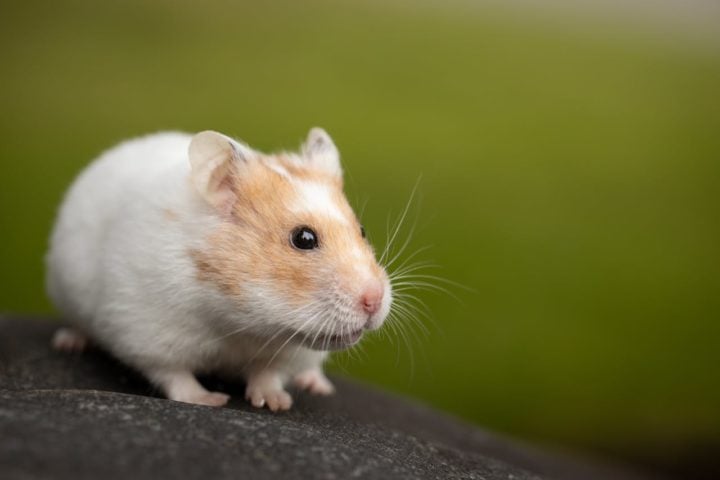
{"left": 379, "top": 178, "right": 420, "bottom": 266}
{"left": 390, "top": 280, "right": 463, "bottom": 302}
{"left": 389, "top": 248, "right": 436, "bottom": 277}
{"left": 392, "top": 273, "right": 475, "bottom": 293}
{"left": 264, "top": 309, "right": 323, "bottom": 368}
{"left": 391, "top": 301, "right": 430, "bottom": 338}
{"left": 247, "top": 303, "right": 325, "bottom": 363}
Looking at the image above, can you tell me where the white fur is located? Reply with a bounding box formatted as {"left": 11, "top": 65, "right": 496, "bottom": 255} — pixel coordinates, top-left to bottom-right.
{"left": 46, "top": 131, "right": 346, "bottom": 409}
{"left": 266, "top": 161, "right": 292, "bottom": 180}
{"left": 292, "top": 180, "right": 348, "bottom": 224}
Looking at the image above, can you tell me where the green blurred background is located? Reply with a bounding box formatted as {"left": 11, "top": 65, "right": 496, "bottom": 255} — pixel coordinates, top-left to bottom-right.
{"left": 2, "top": 0, "right": 719, "bottom": 476}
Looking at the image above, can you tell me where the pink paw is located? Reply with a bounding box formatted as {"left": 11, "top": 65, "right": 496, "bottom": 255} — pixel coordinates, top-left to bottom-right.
{"left": 52, "top": 328, "right": 88, "bottom": 353}
{"left": 293, "top": 369, "right": 335, "bottom": 396}
{"left": 173, "top": 391, "right": 230, "bottom": 407}
{"left": 245, "top": 385, "right": 293, "bottom": 412}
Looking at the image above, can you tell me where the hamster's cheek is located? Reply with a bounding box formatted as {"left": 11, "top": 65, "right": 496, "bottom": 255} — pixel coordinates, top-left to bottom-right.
{"left": 190, "top": 247, "right": 248, "bottom": 301}
{"left": 237, "top": 225, "right": 317, "bottom": 304}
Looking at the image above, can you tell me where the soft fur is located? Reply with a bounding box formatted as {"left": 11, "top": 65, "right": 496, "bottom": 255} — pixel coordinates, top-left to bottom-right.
{"left": 46, "top": 128, "right": 392, "bottom": 410}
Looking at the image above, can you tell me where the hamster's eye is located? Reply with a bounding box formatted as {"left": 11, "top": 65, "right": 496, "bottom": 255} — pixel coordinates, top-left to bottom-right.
{"left": 360, "top": 225, "right": 366, "bottom": 238}
{"left": 291, "top": 226, "right": 319, "bottom": 250}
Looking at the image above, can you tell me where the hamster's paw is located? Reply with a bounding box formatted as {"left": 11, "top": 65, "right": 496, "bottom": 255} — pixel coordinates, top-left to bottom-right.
{"left": 293, "top": 368, "right": 335, "bottom": 396}
{"left": 150, "top": 369, "right": 230, "bottom": 407}
{"left": 245, "top": 373, "right": 293, "bottom": 412}
{"left": 176, "top": 391, "right": 230, "bottom": 407}
{"left": 245, "top": 385, "right": 293, "bottom": 412}
{"left": 52, "top": 327, "right": 89, "bottom": 353}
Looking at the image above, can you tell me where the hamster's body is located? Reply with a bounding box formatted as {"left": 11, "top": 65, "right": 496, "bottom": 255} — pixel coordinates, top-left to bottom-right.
{"left": 47, "top": 129, "right": 391, "bottom": 410}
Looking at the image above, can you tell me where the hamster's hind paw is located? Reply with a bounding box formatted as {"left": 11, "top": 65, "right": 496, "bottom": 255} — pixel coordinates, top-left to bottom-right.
{"left": 180, "top": 391, "right": 230, "bottom": 407}
{"left": 52, "top": 327, "right": 89, "bottom": 353}
{"left": 293, "top": 368, "right": 335, "bottom": 396}
{"left": 150, "top": 369, "right": 230, "bottom": 407}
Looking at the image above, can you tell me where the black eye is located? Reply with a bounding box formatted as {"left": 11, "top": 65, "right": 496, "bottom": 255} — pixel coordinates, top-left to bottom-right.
{"left": 291, "top": 226, "right": 319, "bottom": 250}
{"left": 360, "top": 225, "right": 366, "bottom": 238}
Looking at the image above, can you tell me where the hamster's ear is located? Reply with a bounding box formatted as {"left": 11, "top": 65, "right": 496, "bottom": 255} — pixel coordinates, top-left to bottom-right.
{"left": 188, "top": 131, "right": 253, "bottom": 213}
{"left": 301, "top": 127, "right": 342, "bottom": 178}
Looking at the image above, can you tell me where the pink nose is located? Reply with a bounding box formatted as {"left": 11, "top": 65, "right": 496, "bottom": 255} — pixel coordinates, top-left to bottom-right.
{"left": 360, "top": 284, "right": 384, "bottom": 315}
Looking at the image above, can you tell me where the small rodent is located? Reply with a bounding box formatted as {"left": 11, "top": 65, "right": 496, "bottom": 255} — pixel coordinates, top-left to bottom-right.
{"left": 46, "top": 128, "right": 392, "bottom": 410}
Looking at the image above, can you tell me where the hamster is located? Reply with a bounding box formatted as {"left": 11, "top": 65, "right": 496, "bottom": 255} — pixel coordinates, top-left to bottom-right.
{"left": 46, "top": 128, "right": 392, "bottom": 411}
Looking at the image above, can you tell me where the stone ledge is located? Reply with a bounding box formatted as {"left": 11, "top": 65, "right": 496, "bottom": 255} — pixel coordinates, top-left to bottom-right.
{"left": 0, "top": 315, "right": 656, "bottom": 480}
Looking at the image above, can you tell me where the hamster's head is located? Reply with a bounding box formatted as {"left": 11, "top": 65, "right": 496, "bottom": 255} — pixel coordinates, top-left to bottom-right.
{"left": 189, "top": 128, "right": 391, "bottom": 350}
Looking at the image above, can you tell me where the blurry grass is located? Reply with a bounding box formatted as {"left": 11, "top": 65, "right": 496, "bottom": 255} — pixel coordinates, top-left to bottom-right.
{"left": 1, "top": 0, "right": 719, "bottom": 466}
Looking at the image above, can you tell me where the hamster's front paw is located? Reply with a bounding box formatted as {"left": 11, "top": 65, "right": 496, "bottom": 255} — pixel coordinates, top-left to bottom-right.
{"left": 246, "top": 387, "right": 293, "bottom": 412}
{"left": 245, "top": 372, "right": 293, "bottom": 411}
{"left": 293, "top": 368, "right": 335, "bottom": 396}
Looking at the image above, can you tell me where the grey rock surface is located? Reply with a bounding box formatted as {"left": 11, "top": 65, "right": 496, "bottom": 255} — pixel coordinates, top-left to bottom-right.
{"left": 0, "top": 316, "right": 655, "bottom": 480}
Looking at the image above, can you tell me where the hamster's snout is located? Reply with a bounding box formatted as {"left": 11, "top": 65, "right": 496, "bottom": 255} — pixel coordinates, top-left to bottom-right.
{"left": 360, "top": 283, "right": 384, "bottom": 316}
{"left": 357, "top": 278, "right": 388, "bottom": 332}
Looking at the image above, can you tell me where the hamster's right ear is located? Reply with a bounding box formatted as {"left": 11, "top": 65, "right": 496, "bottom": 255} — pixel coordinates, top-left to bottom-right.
{"left": 188, "top": 131, "right": 253, "bottom": 214}
{"left": 301, "top": 128, "right": 342, "bottom": 179}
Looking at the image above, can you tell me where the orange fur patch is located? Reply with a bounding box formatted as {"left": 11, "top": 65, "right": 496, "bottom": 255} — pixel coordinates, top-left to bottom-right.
{"left": 192, "top": 154, "right": 379, "bottom": 307}
{"left": 163, "top": 208, "right": 179, "bottom": 221}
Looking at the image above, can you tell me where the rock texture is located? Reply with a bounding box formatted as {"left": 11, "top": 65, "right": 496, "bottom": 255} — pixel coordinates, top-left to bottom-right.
{"left": 0, "top": 316, "right": 656, "bottom": 479}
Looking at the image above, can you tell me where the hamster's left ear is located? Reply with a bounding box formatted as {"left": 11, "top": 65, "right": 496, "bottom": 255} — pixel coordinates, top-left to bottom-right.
{"left": 301, "top": 127, "right": 342, "bottom": 178}
{"left": 189, "top": 131, "right": 254, "bottom": 214}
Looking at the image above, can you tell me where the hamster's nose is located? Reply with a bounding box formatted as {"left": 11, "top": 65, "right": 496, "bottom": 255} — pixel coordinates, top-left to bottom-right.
{"left": 360, "top": 283, "right": 384, "bottom": 316}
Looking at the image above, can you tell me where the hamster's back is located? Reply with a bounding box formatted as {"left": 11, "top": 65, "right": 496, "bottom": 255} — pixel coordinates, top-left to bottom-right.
{"left": 46, "top": 132, "right": 193, "bottom": 326}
